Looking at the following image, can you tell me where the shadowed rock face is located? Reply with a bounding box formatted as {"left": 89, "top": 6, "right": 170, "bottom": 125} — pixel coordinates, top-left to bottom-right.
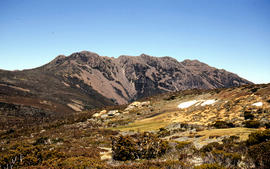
{"left": 0, "top": 51, "right": 252, "bottom": 111}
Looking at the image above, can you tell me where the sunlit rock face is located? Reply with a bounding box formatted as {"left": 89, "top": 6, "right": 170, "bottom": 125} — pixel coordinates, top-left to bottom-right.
{"left": 0, "top": 51, "right": 252, "bottom": 111}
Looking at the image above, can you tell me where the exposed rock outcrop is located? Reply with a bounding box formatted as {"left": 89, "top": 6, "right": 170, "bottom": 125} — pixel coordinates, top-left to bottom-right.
{"left": 0, "top": 51, "right": 252, "bottom": 112}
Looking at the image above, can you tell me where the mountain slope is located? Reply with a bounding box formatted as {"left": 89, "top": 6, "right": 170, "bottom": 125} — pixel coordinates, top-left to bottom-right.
{"left": 1, "top": 83, "right": 269, "bottom": 169}
{"left": 0, "top": 51, "right": 252, "bottom": 114}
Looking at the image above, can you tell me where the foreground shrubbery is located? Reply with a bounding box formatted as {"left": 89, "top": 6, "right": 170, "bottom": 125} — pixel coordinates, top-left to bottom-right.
{"left": 2, "top": 125, "right": 270, "bottom": 169}
{"left": 198, "top": 135, "right": 248, "bottom": 168}
{"left": 0, "top": 143, "right": 65, "bottom": 168}
{"left": 246, "top": 129, "right": 270, "bottom": 146}
{"left": 248, "top": 141, "right": 270, "bottom": 168}
{"left": 195, "top": 163, "right": 225, "bottom": 169}
{"left": 111, "top": 130, "right": 270, "bottom": 168}
{"left": 246, "top": 130, "right": 270, "bottom": 168}
{"left": 0, "top": 142, "right": 105, "bottom": 168}
{"left": 112, "top": 132, "right": 170, "bottom": 161}
{"left": 56, "top": 156, "right": 105, "bottom": 168}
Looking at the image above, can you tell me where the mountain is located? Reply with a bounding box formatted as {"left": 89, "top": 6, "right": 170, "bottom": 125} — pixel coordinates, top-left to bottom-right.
{"left": 0, "top": 51, "right": 252, "bottom": 115}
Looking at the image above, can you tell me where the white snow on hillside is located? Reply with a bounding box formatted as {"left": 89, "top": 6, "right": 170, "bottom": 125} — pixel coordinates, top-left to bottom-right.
{"left": 178, "top": 99, "right": 218, "bottom": 109}
{"left": 252, "top": 102, "right": 263, "bottom": 107}
{"left": 178, "top": 100, "right": 198, "bottom": 109}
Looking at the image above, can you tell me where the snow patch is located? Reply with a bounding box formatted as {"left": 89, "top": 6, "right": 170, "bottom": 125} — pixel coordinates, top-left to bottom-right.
{"left": 178, "top": 99, "right": 218, "bottom": 109}
{"left": 178, "top": 100, "right": 198, "bottom": 109}
{"left": 252, "top": 102, "right": 263, "bottom": 107}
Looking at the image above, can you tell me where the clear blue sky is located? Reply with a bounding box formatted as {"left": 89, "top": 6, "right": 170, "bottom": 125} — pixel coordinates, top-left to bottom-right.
{"left": 0, "top": 0, "right": 269, "bottom": 84}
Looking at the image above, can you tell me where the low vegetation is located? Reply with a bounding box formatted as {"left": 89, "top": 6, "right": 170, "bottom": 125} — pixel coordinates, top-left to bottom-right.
{"left": 0, "top": 84, "right": 270, "bottom": 168}
{"left": 112, "top": 132, "right": 170, "bottom": 161}
{"left": 244, "top": 120, "right": 261, "bottom": 128}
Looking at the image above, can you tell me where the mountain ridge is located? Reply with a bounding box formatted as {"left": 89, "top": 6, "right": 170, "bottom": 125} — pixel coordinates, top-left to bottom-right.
{"left": 0, "top": 51, "right": 252, "bottom": 114}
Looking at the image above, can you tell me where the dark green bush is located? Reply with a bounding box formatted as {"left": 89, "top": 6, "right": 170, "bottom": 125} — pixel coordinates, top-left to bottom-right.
{"left": 164, "top": 95, "right": 176, "bottom": 101}
{"left": 212, "top": 150, "right": 241, "bottom": 166}
{"left": 265, "top": 122, "right": 270, "bottom": 129}
{"left": 246, "top": 130, "right": 270, "bottom": 168}
{"left": 157, "top": 127, "right": 170, "bottom": 137}
{"left": 200, "top": 142, "right": 222, "bottom": 153}
{"left": 246, "top": 130, "right": 270, "bottom": 146}
{"left": 111, "top": 135, "right": 137, "bottom": 161}
{"left": 52, "top": 137, "right": 64, "bottom": 144}
{"left": 34, "top": 137, "right": 49, "bottom": 145}
{"left": 248, "top": 141, "right": 270, "bottom": 168}
{"left": 213, "top": 121, "right": 234, "bottom": 129}
{"left": 222, "top": 135, "right": 240, "bottom": 144}
{"left": 250, "top": 87, "right": 259, "bottom": 93}
{"left": 175, "top": 141, "right": 192, "bottom": 150}
{"left": 112, "top": 132, "right": 170, "bottom": 161}
{"left": 244, "top": 111, "right": 254, "bottom": 120}
{"left": 256, "top": 108, "right": 263, "bottom": 114}
{"left": 5, "top": 128, "right": 15, "bottom": 134}
{"left": 244, "top": 120, "right": 261, "bottom": 128}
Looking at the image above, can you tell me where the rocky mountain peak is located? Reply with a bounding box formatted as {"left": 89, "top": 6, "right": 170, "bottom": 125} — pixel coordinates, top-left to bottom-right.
{"left": 0, "top": 50, "right": 252, "bottom": 111}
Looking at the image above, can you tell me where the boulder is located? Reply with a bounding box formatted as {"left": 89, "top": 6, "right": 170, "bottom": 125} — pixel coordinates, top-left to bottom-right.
{"left": 100, "top": 110, "right": 107, "bottom": 114}
{"left": 93, "top": 113, "right": 100, "bottom": 117}
{"left": 108, "top": 110, "right": 119, "bottom": 116}
{"left": 115, "top": 113, "right": 120, "bottom": 116}
{"left": 125, "top": 101, "right": 150, "bottom": 111}
{"left": 92, "top": 110, "right": 107, "bottom": 118}
{"left": 101, "top": 114, "right": 108, "bottom": 119}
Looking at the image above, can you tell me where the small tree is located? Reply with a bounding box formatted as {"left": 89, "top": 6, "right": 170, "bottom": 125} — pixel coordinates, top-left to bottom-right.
{"left": 111, "top": 135, "right": 138, "bottom": 161}
{"left": 112, "top": 132, "right": 170, "bottom": 161}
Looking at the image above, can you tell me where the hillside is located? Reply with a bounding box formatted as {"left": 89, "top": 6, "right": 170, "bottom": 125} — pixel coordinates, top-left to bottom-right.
{"left": 0, "top": 51, "right": 251, "bottom": 117}
{"left": 1, "top": 83, "right": 269, "bottom": 168}
{"left": 43, "top": 51, "right": 252, "bottom": 105}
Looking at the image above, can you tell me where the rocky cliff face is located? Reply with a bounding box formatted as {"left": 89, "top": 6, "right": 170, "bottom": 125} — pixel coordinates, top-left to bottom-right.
{"left": 0, "top": 51, "right": 252, "bottom": 112}
{"left": 43, "top": 51, "right": 251, "bottom": 104}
